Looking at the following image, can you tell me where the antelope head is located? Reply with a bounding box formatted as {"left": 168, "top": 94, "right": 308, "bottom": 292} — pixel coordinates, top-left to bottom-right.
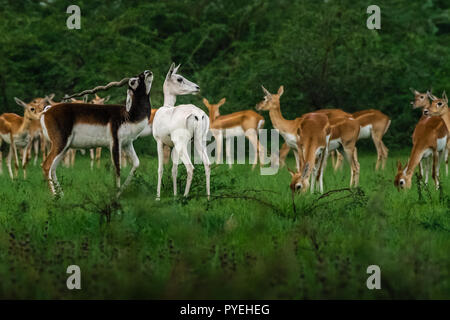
{"left": 424, "top": 91, "right": 448, "bottom": 117}
{"left": 164, "top": 62, "right": 200, "bottom": 96}
{"left": 202, "top": 97, "right": 226, "bottom": 121}
{"left": 288, "top": 163, "right": 310, "bottom": 194}
{"left": 91, "top": 93, "right": 110, "bottom": 105}
{"left": 14, "top": 97, "right": 44, "bottom": 121}
{"left": 394, "top": 160, "right": 410, "bottom": 190}
{"left": 255, "top": 85, "right": 284, "bottom": 111}
{"left": 409, "top": 88, "right": 430, "bottom": 109}
{"left": 126, "top": 70, "right": 153, "bottom": 112}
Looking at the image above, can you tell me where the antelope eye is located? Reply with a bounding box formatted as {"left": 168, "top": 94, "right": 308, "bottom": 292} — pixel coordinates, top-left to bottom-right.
{"left": 420, "top": 96, "right": 424, "bottom": 99}
{"left": 177, "top": 78, "right": 183, "bottom": 83}
{"left": 438, "top": 102, "right": 443, "bottom": 107}
{"left": 399, "top": 179, "right": 405, "bottom": 186}
{"left": 30, "top": 108, "right": 35, "bottom": 111}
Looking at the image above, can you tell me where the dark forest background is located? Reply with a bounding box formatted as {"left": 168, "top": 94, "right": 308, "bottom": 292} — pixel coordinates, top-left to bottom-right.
{"left": 1, "top": 0, "right": 449, "bottom": 150}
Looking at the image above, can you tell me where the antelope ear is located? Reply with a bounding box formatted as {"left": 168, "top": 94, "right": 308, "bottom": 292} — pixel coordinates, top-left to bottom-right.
{"left": 218, "top": 98, "right": 226, "bottom": 107}
{"left": 14, "top": 97, "right": 28, "bottom": 108}
{"left": 278, "top": 85, "right": 284, "bottom": 96}
{"left": 427, "top": 91, "right": 438, "bottom": 101}
{"left": 173, "top": 64, "right": 181, "bottom": 74}
{"left": 126, "top": 89, "right": 133, "bottom": 112}
{"left": 443, "top": 91, "right": 448, "bottom": 103}
{"left": 261, "top": 85, "right": 271, "bottom": 96}
{"left": 83, "top": 95, "right": 88, "bottom": 103}
{"left": 397, "top": 160, "right": 402, "bottom": 171}
{"left": 301, "top": 163, "right": 310, "bottom": 179}
{"left": 287, "top": 167, "right": 295, "bottom": 177}
{"left": 202, "top": 98, "right": 210, "bottom": 107}
{"left": 166, "top": 62, "right": 176, "bottom": 79}
{"left": 47, "top": 93, "right": 55, "bottom": 101}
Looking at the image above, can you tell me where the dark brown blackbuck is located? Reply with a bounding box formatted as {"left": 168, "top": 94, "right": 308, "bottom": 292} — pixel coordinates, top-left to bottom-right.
{"left": 41, "top": 70, "right": 153, "bottom": 196}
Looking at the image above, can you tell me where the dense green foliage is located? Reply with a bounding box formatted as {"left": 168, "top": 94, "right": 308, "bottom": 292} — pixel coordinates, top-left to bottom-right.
{"left": 1, "top": 0, "right": 449, "bottom": 150}
{"left": 0, "top": 154, "right": 449, "bottom": 299}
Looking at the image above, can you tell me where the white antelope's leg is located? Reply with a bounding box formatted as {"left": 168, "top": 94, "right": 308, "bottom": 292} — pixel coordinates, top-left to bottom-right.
{"left": 246, "top": 130, "right": 259, "bottom": 170}
{"left": 171, "top": 148, "right": 179, "bottom": 196}
{"left": 215, "top": 132, "right": 223, "bottom": 164}
{"left": 194, "top": 137, "right": 211, "bottom": 199}
{"left": 156, "top": 139, "right": 164, "bottom": 200}
{"left": 175, "top": 141, "right": 194, "bottom": 197}
{"left": 117, "top": 143, "right": 139, "bottom": 197}
{"left": 225, "top": 137, "right": 232, "bottom": 168}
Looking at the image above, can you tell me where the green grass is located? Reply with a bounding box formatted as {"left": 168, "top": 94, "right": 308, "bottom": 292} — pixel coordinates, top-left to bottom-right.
{"left": 0, "top": 149, "right": 449, "bottom": 299}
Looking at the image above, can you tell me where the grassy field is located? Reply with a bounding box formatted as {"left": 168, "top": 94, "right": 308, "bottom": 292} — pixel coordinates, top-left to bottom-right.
{"left": 0, "top": 146, "right": 449, "bottom": 299}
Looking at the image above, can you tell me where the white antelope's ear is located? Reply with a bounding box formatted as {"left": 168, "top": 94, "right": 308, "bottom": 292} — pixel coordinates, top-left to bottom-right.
{"left": 126, "top": 89, "right": 133, "bottom": 112}
{"left": 166, "top": 62, "right": 176, "bottom": 80}
{"left": 173, "top": 64, "right": 181, "bottom": 74}
{"left": 14, "top": 97, "right": 28, "bottom": 108}
{"left": 261, "top": 85, "right": 271, "bottom": 96}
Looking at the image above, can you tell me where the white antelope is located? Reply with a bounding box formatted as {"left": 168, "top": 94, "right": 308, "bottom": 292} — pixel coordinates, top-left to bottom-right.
{"left": 202, "top": 97, "right": 265, "bottom": 169}
{"left": 41, "top": 70, "right": 153, "bottom": 196}
{"left": 0, "top": 98, "right": 43, "bottom": 178}
{"left": 152, "top": 63, "right": 210, "bottom": 200}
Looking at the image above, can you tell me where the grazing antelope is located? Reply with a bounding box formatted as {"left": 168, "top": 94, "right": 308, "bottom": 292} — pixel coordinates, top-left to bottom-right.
{"left": 394, "top": 114, "right": 448, "bottom": 190}
{"left": 41, "top": 70, "right": 153, "bottom": 196}
{"left": 0, "top": 98, "right": 43, "bottom": 179}
{"left": 203, "top": 97, "right": 265, "bottom": 168}
{"left": 152, "top": 63, "right": 210, "bottom": 200}
{"left": 289, "top": 113, "right": 330, "bottom": 194}
{"left": 255, "top": 85, "right": 304, "bottom": 170}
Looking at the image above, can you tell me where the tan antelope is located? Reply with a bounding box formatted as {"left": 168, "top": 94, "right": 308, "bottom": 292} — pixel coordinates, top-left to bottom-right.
{"left": 412, "top": 89, "right": 450, "bottom": 176}
{"left": 394, "top": 114, "right": 448, "bottom": 190}
{"left": 255, "top": 85, "right": 304, "bottom": 170}
{"left": 41, "top": 70, "right": 153, "bottom": 196}
{"left": 0, "top": 98, "right": 43, "bottom": 178}
{"left": 289, "top": 113, "right": 330, "bottom": 194}
{"left": 203, "top": 97, "right": 265, "bottom": 169}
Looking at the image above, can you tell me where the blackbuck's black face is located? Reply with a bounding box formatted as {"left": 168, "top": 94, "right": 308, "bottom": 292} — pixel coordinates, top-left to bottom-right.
{"left": 126, "top": 70, "right": 153, "bottom": 111}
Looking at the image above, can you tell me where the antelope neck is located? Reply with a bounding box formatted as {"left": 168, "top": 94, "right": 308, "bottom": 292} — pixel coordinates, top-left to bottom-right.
{"left": 268, "top": 105, "right": 296, "bottom": 132}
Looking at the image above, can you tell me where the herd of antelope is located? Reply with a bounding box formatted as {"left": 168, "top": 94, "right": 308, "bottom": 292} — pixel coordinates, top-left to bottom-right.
{"left": 1, "top": 63, "right": 449, "bottom": 200}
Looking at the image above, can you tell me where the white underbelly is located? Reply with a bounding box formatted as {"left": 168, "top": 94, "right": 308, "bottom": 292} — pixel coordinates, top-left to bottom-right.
{"left": 329, "top": 138, "right": 342, "bottom": 151}
{"left": 280, "top": 132, "right": 298, "bottom": 149}
{"left": 224, "top": 126, "right": 245, "bottom": 137}
{"left": 359, "top": 125, "right": 372, "bottom": 139}
{"left": 421, "top": 148, "right": 432, "bottom": 160}
{"left": 71, "top": 124, "right": 111, "bottom": 148}
{"left": 119, "top": 119, "right": 148, "bottom": 144}
{"left": 437, "top": 136, "right": 447, "bottom": 152}
{"left": 0, "top": 133, "right": 29, "bottom": 147}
